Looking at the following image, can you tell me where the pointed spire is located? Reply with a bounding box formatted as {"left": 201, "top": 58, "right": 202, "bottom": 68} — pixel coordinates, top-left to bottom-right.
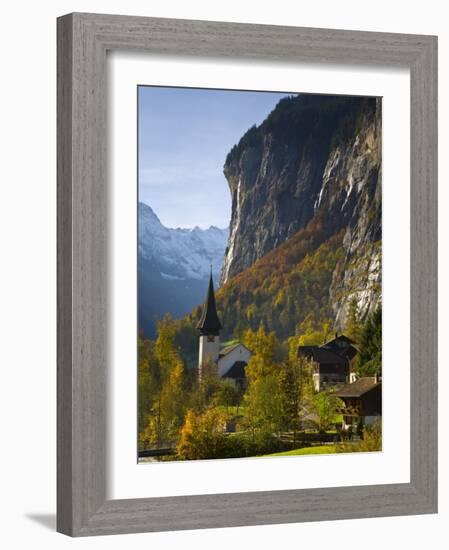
{"left": 197, "top": 271, "right": 222, "bottom": 336}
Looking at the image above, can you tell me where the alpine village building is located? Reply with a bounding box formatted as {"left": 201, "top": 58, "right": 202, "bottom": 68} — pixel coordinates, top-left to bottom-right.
{"left": 298, "top": 334, "right": 358, "bottom": 392}
{"left": 298, "top": 334, "right": 382, "bottom": 430}
{"left": 196, "top": 272, "right": 250, "bottom": 387}
{"left": 335, "top": 377, "right": 382, "bottom": 431}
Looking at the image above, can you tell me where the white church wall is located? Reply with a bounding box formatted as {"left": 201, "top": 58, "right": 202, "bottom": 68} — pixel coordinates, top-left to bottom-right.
{"left": 218, "top": 345, "right": 251, "bottom": 377}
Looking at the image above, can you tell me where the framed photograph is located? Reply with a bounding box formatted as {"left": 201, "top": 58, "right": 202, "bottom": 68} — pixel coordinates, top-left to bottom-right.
{"left": 57, "top": 13, "right": 437, "bottom": 536}
{"left": 136, "top": 86, "right": 383, "bottom": 465}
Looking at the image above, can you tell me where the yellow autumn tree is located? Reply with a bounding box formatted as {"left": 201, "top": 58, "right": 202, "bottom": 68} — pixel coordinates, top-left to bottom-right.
{"left": 139, "top": 315, "right": 187, "bottom": 449}
{"left": 176, "top": 407, "right": 227, "bottom": 460}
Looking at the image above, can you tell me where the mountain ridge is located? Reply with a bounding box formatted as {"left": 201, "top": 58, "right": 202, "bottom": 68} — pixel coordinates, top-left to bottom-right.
{"left": 138, "top": 202, "right": 228, "bottom": 337}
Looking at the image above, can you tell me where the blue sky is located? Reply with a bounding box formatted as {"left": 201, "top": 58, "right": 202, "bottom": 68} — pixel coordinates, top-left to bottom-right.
{"left": 138, "top": 86, "right": 290, "bottom": 229}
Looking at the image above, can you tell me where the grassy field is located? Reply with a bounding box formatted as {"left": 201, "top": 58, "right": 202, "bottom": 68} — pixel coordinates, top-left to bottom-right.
{"left": 262, "top": 445, "right": 337, "bottom": 457}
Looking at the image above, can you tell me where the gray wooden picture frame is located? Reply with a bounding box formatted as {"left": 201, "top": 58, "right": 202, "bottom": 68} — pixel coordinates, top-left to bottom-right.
{"left": 57, "top": 12, "right": 438, "bottom": 537}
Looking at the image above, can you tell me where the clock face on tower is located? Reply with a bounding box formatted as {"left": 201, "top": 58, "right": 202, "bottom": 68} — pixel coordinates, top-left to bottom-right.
{"left": 207, "top": 335, "right": 215, "bottom": 342}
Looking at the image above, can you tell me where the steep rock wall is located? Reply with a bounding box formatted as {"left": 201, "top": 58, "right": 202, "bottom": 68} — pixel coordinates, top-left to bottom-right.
{"left": 220, "top": 94, "right": 381, "bottom": 328}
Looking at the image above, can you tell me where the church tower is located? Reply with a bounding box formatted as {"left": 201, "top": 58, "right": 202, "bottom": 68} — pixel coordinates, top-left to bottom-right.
{"left": 197, "top": 271, "right": 222, "bottom": 379}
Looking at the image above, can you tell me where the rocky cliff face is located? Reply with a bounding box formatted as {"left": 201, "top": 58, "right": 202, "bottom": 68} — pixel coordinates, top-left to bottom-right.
{"left": 220, "top": 94, "right": 381, "bottom": 327}
{"left": 322, "top": 107, "right": 382, "bottom": 326}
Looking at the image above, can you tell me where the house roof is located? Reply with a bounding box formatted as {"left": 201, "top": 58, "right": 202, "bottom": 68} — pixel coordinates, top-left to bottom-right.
{"left": 322, "top": 334, "right": 358, "bottom": 360}
{"left": 219, "top": 342, "right": 250, "bottom": 358}
{"left": 298, "top": 333, "right": 357, "bottom": 363}
{"left": 196, "top": 272, "right": 222, "bottom": 335}
{"left": 335, "top": 377, "right": 380, "bottom": 398}
{"left": 325, "top": 334, "right": 356, "bottom": 346}
{"left": 222, "top": 361, "right": 247, "bottom": 380}
{"left": 299, "top": 346, "right": 347, "bottom": 365}
{"left": 321, "top": 344, "right": 357, "bottom": 361}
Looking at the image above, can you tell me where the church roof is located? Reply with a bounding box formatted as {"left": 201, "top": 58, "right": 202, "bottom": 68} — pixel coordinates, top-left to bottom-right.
{"left": 222, "top": 361, "right": 247, "bottom": 380}
{"left": 219, "top": 342, "right": 250, "bottom": 358}
{"left": 196, "top": 272, "right": 222, "bottom": 335}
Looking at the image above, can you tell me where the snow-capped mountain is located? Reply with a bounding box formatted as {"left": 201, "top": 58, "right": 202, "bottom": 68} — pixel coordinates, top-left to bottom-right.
{"left": 139, "top": 202, "right": 228, "bottom": 282}
{"left": 138, "top": 202, "right": 228, "bottom": 337}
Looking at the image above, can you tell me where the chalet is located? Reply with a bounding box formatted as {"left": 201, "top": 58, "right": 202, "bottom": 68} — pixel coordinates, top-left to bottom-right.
{"left": 335, "top": 377, "right": 382, "bottom": 431}
{"left": 298, "top": 334, "right": 357, "bottom": 392}
{"left": 197, "top": 272, "right": 251, "bottom": 386}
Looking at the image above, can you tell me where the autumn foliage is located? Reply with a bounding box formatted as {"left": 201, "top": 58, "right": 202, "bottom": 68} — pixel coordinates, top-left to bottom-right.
{"left": 216, "top": 213, "right": 345, "bottom": 340}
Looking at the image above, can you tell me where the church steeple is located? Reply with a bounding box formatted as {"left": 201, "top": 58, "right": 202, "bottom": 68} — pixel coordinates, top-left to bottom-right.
{"left": 197, "top": 270, "right": 222, "bottom": 336}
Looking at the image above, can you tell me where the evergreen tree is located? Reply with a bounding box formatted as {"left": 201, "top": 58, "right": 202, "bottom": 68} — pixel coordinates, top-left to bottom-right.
{"left": 356, "top": 306, "right": 382, "bottom": 377}
{"left": 345, "top": 297, "right": 362, "bottom": 343}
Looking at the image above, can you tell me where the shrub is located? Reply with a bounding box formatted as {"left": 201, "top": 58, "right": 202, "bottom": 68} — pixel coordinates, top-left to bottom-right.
{"left": 335, "top": 421, "right": 382, "bottom": 453}
{"left": 176, "top": 407, "right": 227, "bottom": 460}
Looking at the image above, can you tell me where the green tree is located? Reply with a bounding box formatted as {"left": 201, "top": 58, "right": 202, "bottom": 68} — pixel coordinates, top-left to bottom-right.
{"left": 279, "top": 361, "right": 301, "bottom": 439}
{"left": 296, "top": 320, "right": 332, "bottom": 347}
{"left": 154, "top": 314, "right": 178, "bottom": 373}
{"left": 232, "top": 319, "right": 246, "bottom": 341}
{"left": 356, "top": 306, "right": 382, "bottom": 377}
{"left": 213, "top": 379, "right": 242, "bottom": 414}
{"left": 345, "top": 297, "right": 362, "bottom": 343}
{"left": 278, "top": 339, "right": 314, "bottom": 442}
{"left": 242, "top": 325, "right": 284, "bottom": 445}
{"left": 197, "top": 358, "right": 221, "bottom": 410}
{"left": 336, "top": 420, "right": 382, "bottom": 453}
{"left": 243, "top": 323, "right": 277, "bottom": 370}
{"left": 310, "top": 391, "right": 342, "bottom": 432}
{"left": 243, "top": 373, "right": 284, "bottom": 444}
